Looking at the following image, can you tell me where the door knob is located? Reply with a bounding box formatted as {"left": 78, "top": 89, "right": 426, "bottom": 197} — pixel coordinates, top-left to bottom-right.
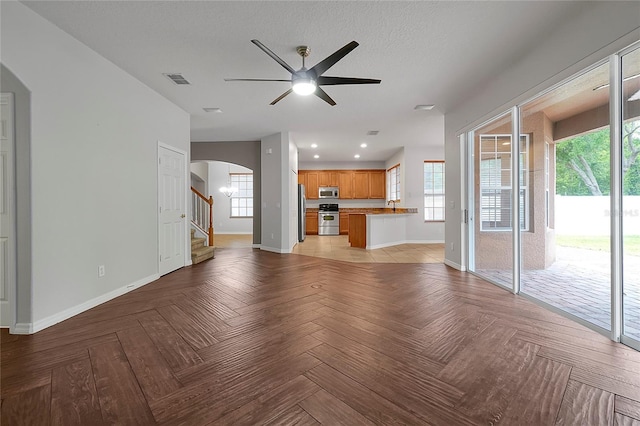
{"left": 180, "top": 214, "right": 186, "bottom": 218}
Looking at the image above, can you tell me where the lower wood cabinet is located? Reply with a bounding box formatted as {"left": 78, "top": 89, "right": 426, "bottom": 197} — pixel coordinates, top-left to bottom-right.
{"left": 305, "top": 212, "right": 318, "bottom": 235}
{"left": 339, "top": 212, "right": 349, "bottom": 235}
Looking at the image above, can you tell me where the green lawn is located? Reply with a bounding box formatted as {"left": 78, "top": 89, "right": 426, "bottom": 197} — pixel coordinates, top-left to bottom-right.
{"left": 556, "top": 235, "right": 640, "bottom": 256}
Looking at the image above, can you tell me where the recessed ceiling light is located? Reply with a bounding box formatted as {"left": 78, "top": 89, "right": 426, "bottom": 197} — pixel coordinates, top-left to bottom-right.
{"left": 311, "top": 143, "right": 318, "bottom": 148}
{"left": 203, "top": 107, "right": 223, "bottom": 113}
{"left": 414, "top": 104, "right": 435, "bottom": 110}
{"left": 314, "top": 154, "right": 319, "bottom": 159}
{"left": 360, "top": 143, "right": 367, "bottom": 148}
{"left": 354, "top": 154, "right": 360, "bottom": 159}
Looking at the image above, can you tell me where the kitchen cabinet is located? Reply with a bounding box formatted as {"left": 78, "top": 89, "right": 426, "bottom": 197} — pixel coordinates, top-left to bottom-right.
{"left": 318, "top": 171, "right": 339, "bottom": 187}
{"left": 369, "top": 170, "right": 386, "bottom": 199}
{"left": 299, "top": 169, "right": 386, "bottom": 200}
{"left": 305, "top": 211, "right": 318, "bottom": 235}
{"left": 338, "top": 172, "right": 354, "bottom": 199}
{"left": 305, "top": 171, "right": 319, "bottom": 200}
{"left": 348, "top": 214, "right": 366, "bottom": 248}
{"left": 339, "top": 212, "right": 349, "bottom": 235}
{"left": 354, "top": 172, "right": 370, "bottom": 199}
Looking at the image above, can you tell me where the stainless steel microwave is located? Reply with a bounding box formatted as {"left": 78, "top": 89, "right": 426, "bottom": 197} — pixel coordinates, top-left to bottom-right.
{"left": 318, "top": 186, "right": 339, "bottom": 199}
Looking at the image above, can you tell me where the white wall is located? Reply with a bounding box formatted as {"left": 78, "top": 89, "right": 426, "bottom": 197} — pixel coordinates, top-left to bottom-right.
{"left": 207, "top": 161, "right": 253, "bottom": 234}
{"left": 444, "top": 3, "right": 640, "bottom": 270}
{"left": 261, "top": 132, "right": 287, "bottom": 252}
{"left": 1, "top": 2, "right": 190, "bottom": 331}
{"left": 190, "top": 161, "right": 208, "bottom": 195}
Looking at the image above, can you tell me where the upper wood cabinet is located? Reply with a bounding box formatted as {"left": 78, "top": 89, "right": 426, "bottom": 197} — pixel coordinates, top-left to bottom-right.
{"left": 338, "top": 172, "right": 354, "bottom": 199}
{"left": 368, "top": 170, "right": 386, "bottom": 199}
{"left": 305, "top": 171, "right": 319, "bottom": 199}
{"left": 318, "top": 171, "right": 339, "bottom": 187}
{"left": 299, "top": 169, "right": 385, "bottom": 200}
{"left": 353, "top": 172, "right": 370, "bottom": 199}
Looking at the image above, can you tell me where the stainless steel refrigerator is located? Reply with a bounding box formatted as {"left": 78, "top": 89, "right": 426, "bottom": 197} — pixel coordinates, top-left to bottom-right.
{"left": 298, "top": 184, "right": 306, "bottom": 242}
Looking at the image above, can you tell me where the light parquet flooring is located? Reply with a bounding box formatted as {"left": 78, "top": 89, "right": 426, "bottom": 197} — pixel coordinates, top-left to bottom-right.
{"left": 2, "top": 247, "right": 640, "bottom": 425}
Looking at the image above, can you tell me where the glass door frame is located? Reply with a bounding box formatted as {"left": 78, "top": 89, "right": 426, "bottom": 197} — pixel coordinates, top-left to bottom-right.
{"left": 461, "top": 42, "right": 640, "bottom": 350}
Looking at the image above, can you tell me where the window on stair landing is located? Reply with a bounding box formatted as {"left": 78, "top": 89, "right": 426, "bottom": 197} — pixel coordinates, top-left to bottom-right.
{"left": 230, "top": 173, "right": 253, "bottom": 218}
{"left": 424, "top": 161, "right": 445, "bottom": 221}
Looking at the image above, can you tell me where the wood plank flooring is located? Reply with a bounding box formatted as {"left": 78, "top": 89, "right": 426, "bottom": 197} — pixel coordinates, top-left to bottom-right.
{"left": 3, "top": 247, "right": 640, "bottom": 425}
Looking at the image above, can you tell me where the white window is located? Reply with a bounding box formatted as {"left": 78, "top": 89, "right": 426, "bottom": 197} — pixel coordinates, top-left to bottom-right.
{"left": 479, "top": 134, "right": 529, "bottom": 231}
{"left": 424, "top": 161, "right": 445, "bottom": 221}
{"left": 387, "top": 164, "right": 401, "bottom": 202}
{"left": 230, "top": 173, "right": 253, "bottom": 218}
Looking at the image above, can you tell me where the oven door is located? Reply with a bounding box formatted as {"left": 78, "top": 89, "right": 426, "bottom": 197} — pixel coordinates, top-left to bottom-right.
{"left": 318, "top": 212, "right": 340, "bottom": 235}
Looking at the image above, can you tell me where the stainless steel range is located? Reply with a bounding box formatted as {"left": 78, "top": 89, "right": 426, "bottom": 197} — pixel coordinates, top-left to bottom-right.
{"left": 318, "top": 203, "right": 339, "bottom": 236}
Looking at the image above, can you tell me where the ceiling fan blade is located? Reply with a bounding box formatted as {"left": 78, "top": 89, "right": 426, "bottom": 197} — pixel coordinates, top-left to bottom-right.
{"left": 309, "top": 41, "right": 359, "bottom": 77}
{"left": 251, "top": 39, "right": 295, "bottom": 74}
{"left": 317, "top": 76, "right": 381, "bottom": 86}
{"left": 314, "top": 87, "right": 336, "bottom": 106}
{"left": 224, "top": 78, "right": 291, "bottom": 82}
{"left": 270, "top": 88, "right": 293, "bottom": 105}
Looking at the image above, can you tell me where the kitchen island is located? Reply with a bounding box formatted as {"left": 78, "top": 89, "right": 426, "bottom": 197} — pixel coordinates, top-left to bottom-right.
{"left": 348, "top": 208, "right": 418, "bottom": 249}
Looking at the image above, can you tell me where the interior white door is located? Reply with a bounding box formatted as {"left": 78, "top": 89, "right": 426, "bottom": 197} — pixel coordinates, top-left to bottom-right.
{"left": 0, "top": 93, "right": 16, "bottom": 327}
{"left": 158, "top": 144, "right": 186, "bottom": 276}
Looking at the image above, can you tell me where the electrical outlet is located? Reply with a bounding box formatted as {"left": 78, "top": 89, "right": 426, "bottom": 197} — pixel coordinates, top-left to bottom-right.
{"left": 98, "top": 265, "right": 105, "bottom": 278}
{"left": 270, "top": 233, "right": 274, "bottom": 239}
{"left": 449, "top": 243, "right": 455, "bottom": 252}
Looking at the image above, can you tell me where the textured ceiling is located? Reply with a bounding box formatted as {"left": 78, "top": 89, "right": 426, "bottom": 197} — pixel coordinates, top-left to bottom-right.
{"left": 21, "top": 1, "right": 588, "bottom": 162}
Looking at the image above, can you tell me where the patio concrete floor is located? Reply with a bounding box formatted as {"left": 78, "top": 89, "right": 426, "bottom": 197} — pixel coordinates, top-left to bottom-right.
{"left": 477, "top": 246, "right": 640, "bottom": 342}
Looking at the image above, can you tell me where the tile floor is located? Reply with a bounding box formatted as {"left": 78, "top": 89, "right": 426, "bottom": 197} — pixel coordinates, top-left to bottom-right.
{"left": 292, "top": 235, "right": 445, "bottom": 263}
{"left": 215, "top": 234, "right": 445, "bottom": 264}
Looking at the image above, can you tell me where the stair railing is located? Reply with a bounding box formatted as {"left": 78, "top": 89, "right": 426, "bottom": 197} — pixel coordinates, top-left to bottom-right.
{"left": 190, "top": 186, "right": 214, "bottom": 246}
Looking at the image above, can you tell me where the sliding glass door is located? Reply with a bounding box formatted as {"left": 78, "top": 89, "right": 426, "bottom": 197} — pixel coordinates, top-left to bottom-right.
{"left": 622, "top": 46, "right": 640, "bottom": 346}
{"left": 465, "top": 41, "right": 640, "bottom": 350}
{"left": 519, "top": 62, "right": 612, "bottom": 332}
{"left": 468, "top": 113, "right": 514, "bottom": 290}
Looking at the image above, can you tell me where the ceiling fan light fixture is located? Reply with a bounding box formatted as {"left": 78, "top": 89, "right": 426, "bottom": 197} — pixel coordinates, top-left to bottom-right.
{"left": 292, "top": 78, "right": 317, "bottom": 96}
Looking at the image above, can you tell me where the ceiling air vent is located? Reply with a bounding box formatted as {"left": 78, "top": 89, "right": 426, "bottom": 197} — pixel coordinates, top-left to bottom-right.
{"left": 367, "top": 130, "right": 379, "bottom": 136}
{"left": 163, "top": 73, "right": 191, "bottom": 85}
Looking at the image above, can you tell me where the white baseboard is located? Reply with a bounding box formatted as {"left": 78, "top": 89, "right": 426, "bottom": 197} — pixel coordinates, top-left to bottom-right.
{"left": 25, "top": 273, "right": 160, "bottom": 334}
{"left": 11, "top": 322, "right": 33, "bottom": 335}
{"left": 444, "top": 258, "right": 466, "bottom": 271}
{"left": 252, "top": 243, "right": 261, "bottom": 248}
{"left": 365, "top": 239, "right": 445, "bottom": 250}
{"left": 366, "top": 240, "right": 406, "bottom": 250}
{"left": 260, "top": 245, "right": 289, "bottom": 254}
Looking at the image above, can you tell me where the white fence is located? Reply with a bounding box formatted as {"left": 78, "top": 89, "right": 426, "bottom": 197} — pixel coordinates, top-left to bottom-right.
{"left": 555, "top": 195, "right": 640, "bottom": 236}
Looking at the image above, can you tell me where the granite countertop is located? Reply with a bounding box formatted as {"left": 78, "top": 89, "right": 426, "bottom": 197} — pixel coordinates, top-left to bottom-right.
{"left": 342, "top": 208, "right": 418, "bottom": 214}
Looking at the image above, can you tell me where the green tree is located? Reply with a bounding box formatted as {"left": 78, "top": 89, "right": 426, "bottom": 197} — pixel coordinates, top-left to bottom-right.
{"left": 555, "top": 120, "right": 640, "bottom": 196}
{"left": 556, "top": 128, "right": 610, "bottom": 196}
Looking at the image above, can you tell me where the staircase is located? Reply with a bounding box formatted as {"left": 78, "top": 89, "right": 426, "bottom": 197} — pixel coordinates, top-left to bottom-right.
{"left": 191, "top": 229, "right": 215, "bottom": 264}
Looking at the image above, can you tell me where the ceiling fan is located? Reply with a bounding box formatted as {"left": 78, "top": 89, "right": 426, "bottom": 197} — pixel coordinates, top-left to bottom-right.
{"left": 225, "top": 40, "right": 381, "bottom": 106}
